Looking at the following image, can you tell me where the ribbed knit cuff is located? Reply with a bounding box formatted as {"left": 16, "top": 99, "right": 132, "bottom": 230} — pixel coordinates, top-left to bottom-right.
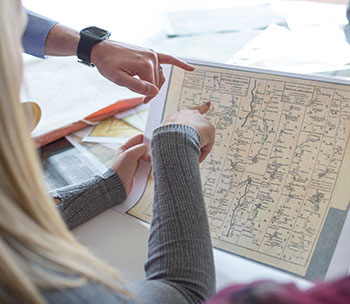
{"left": 53, "top": 168, "right": 127, "bottom": 229}
{"left": 151, "top": 124, "right": 200, "bottom": 154}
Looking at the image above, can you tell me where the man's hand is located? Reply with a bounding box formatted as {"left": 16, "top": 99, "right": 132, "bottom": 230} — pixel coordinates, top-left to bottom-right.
{"left": 111, "top": 134, "right": 150, "bottom": 195}
{"left": 44, "top": 24, "right": 194, "bottom": 103}
{"left": 91, "top": 40, "right": 194, "bottom": 104}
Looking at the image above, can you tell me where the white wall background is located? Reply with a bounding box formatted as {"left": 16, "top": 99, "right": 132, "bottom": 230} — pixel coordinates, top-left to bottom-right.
{"left": 22, "top": 0, "right": 274, "bottom": 45}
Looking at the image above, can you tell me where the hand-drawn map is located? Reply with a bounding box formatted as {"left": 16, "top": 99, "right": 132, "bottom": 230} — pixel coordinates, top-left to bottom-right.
{"left": 128, "top": 64, "right": 350, "bottom": 280}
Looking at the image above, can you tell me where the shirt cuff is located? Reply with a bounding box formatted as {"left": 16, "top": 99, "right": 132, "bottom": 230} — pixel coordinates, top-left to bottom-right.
{"left": 23, "top": 10, "right": 57, "bottom": 58}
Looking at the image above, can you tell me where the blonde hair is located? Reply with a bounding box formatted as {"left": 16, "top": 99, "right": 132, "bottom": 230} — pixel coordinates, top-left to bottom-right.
{"left": 0, "top": 1, "right": 130, "bottom": 303}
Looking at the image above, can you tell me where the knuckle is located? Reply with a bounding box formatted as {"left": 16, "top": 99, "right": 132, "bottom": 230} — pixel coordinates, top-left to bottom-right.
{"left": 149, "top": 49, "right": 158, "bottom": 59}
{"left": 143, "top": 60, "right": 154, "bottom": 71}
{"left": 144, "top": 50, "right": 158, "bottom": 63}
{"left": 112, "top": 73, "right": 123, "bottom": 84}
{"left": 150, "top": 52, "right": 158, "bottom": 66}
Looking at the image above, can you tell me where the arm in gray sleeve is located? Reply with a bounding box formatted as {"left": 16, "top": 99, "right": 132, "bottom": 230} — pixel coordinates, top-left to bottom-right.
{"left": 144, "top": 124, "right": 216, "bottom": 303}
{"left": 23, "top": 10, "right": 57, "bottom": 58}
{"left": 53, "top": 168, "right": 127, "bottom": 229}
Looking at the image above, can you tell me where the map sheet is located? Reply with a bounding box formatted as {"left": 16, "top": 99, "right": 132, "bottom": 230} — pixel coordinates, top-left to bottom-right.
{"left": 83, "top": 117, "right": 142, "bottom": 144}
{"left": 127, "top": 63, "right": 350, "bottom": 280}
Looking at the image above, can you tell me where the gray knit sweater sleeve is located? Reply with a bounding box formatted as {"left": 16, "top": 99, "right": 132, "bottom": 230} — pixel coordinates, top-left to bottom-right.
{"left": 142, "top": 124, "right": 216, "bottom": 302}
{"left": 43, "top": 124, "right": 215, "bottom": 303}
{"left": 53, "top": 169, "right": 127, "bottom": 229}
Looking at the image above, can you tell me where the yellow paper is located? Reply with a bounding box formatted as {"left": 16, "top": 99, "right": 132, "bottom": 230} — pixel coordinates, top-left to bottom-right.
{"left": 89, "top": 117, "right": 141, "bottom": 138}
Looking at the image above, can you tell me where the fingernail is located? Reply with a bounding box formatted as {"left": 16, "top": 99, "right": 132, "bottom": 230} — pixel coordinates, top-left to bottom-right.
{"left": 188, "top": 64, "right": 195, "bottom": 70}
{"left": 147, "top": 85, "right": 159, "bottom": 95}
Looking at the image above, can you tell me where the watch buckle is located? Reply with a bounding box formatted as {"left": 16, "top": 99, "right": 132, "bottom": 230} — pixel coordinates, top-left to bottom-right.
{"left": 78, "top": 59, "right": 95, "bottom": 68}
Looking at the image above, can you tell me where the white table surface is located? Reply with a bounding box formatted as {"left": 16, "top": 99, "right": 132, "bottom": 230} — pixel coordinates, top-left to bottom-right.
{"left": 72, "top": 208, "right": 314, "bottom": 291}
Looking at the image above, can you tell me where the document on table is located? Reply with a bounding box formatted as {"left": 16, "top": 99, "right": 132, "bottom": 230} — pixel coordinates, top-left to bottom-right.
{"left": 83, "top": 117, "right": 142, "bottom": 144}
{"left": 81, "top": 104, "right": 148, "bottom": 144}
{"left": 40, "top": 136, "right": 107, "bottom": 191}
{"left": 22, "top": 56, "right": 139, "bottom": 138}
{"left": 119, "top": 60, "right": 350, "bottom": 281}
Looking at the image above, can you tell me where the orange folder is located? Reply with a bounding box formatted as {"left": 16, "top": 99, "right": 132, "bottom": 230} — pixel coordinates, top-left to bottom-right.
{"left": 34, "top": 97, "right": 143, "bottom": 147}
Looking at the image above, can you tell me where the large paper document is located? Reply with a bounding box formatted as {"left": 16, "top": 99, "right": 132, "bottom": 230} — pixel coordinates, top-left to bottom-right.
{"left": 22, "top": 56, "right": 139, "bottom": 138}
{"left": 124, "top": 60, "right": 350, "bottom": 280}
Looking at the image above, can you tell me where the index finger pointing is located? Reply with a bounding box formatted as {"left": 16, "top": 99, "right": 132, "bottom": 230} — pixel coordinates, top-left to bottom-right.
{"left": 157, "top": 53, "right": 195, "bottom": 71}
{"left": 192, "top": 101, "right": 211, "bottom": 115}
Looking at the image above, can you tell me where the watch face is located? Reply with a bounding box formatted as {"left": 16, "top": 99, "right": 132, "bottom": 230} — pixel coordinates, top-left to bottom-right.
{"left": 85, "top": 26, "right": 110, "bottom": 38}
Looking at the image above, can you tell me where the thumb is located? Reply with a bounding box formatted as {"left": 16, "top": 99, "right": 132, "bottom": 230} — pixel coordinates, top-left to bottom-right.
{"left": 142, "top": 81, "right": 159, "bottom": 96}
{"left": 124, "top": 143, "right": 150, "bottom": 162}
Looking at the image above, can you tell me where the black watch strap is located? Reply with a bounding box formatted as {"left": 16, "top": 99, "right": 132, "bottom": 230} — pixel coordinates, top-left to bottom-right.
{"left": 77, "top": 26, "right": 111, "bottom": 67}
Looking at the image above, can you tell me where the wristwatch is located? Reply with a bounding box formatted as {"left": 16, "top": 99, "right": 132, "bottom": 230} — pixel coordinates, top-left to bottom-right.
{"left": 77, "top": 26, "right": 111, "bottom": 67}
